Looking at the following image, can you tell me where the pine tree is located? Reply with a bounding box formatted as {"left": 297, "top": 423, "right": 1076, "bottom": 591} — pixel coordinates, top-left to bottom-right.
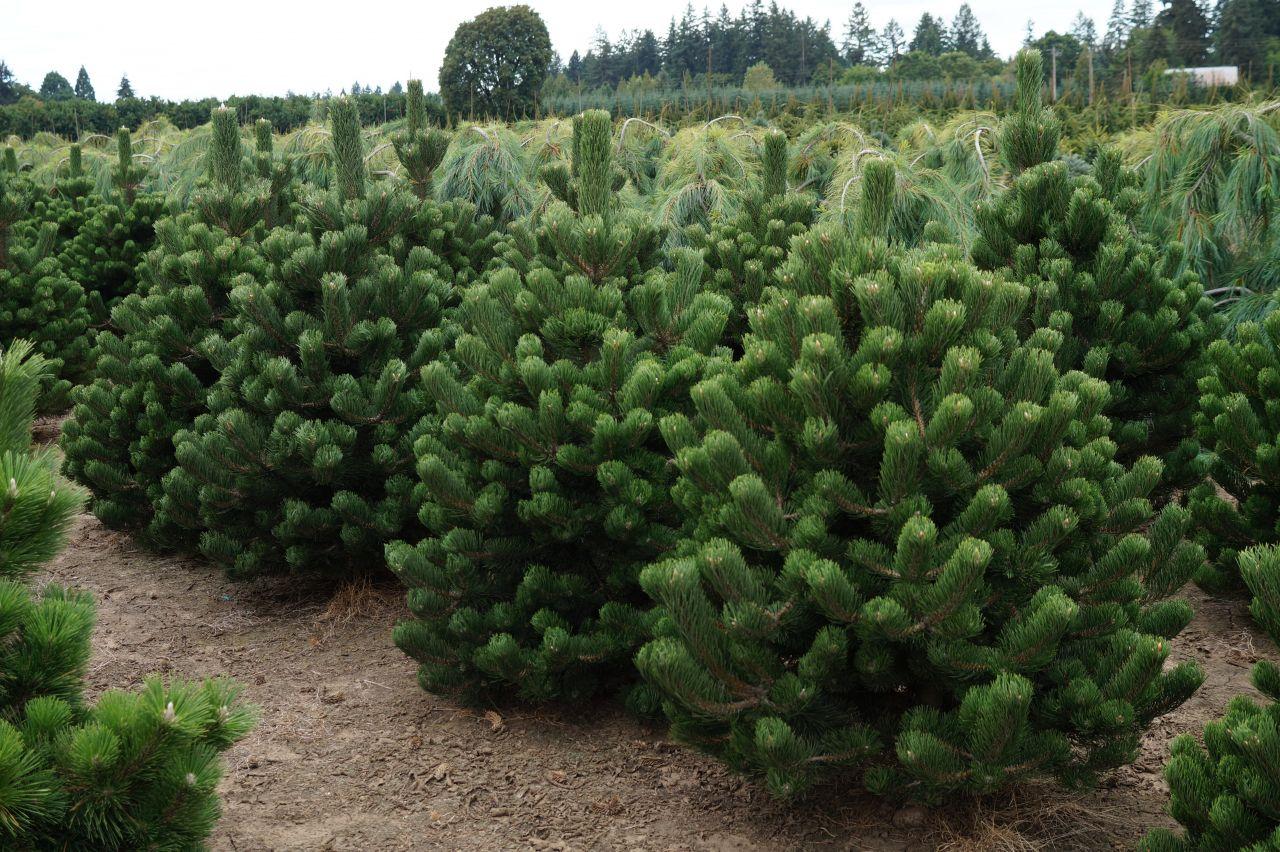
{"left": 62, "top": 107, "right": 278, "bottom": 543}
{"left": 1141, "top": 545, "right": 1280, "bottom": 851}
{"left": 0, "top": 341, "right": 84, "bottom": 577}
{"left": 996, "top": 50, "right": 1060, "bottom": 176}
{"left": 390, "top": 111, "right": 728, "bottom": 704}
{"left": 880, "top": 19, "right": 906, "bottom": 65}
{"left": 688, "top": 129, "right": 816, "bottom": 327}
{"left": 1104, "top": 0, "right": 1131, "bottom": 53}
{"left": 638, "top": 226, "right": 1205, "bottom": 801}
{"left": 976, "top": 54, "right": 1218, "bottom": 487}
{"left": 73, "top": 65, "right": 94, "bottom": 101}
{"left": 950, "top": 4, "right": 989, "bottom": 58}
{"left": 0, "top": 173, "right": 90, "bottom": 411}
{"left": 164, "top": 97, "right": 479, "bottom": 577}
{"left": 842, "top": 3, "right": 878, "bottom": 65}
{"left": 115, "top": 75, "right": 134, "bottom": 99}
{"left": 910, "top": 13, "right": 948, "bottom": 56}
{"left": 392, "top": 79, "right": 450, "bottom": 200}
{"left": 60, "top": 128, "right": 165, "bottom": 324}
{"left": 1189, "top": 312, "right": 1280, "bottom": 591}
{"left": 0, "top": 340, "right": 255, "bottom": 850}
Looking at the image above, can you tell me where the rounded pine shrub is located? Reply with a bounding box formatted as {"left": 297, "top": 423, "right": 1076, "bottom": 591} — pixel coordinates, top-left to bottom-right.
{"left": 390, "top": 111, "right": 730, "bottom": 704}
{"left": 638, "top": 225, "right": 1205, "bottom": 800}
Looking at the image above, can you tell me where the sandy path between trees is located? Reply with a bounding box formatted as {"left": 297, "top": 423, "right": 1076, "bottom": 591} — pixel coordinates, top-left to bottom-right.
{"left": 39, "top": 506, "right": 1268, "bottom": 851}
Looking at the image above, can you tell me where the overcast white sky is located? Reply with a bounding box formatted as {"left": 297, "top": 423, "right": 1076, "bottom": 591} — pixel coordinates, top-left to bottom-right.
{"left": 5, "top": 0, "right": 1113, "bottom": 101}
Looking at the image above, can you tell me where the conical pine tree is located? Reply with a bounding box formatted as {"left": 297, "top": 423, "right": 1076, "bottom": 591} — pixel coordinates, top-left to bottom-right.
{"left": 389, "top": 111, "right": 730, "bottom": 704}
{"left": 393, "top": 79, "right": 450, "bottom": 200}
{"left": 689, "top": 129, "right": 817, "bottom": 333}
{"left": 163, "top": 98, "right": 465, "bottom": 576}
{"left": 1189, "top": 311, "right": 1280, "bottom": 591}
{"left": 61, "top": 107, "right": 280, "bottom": 543}
{"left": 638, "top": 225, "right": 1205, "bottom": 800}
{"left": 60, "top": 128, "right": 166, "bottom": 324}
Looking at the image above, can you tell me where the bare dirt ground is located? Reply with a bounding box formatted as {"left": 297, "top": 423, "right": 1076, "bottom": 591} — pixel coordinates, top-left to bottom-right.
{"left": 39, "top": 509, "right": 1271, "bottom": 851}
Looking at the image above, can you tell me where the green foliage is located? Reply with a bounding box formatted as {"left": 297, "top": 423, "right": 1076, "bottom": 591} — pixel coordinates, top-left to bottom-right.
{"left": 0, "top": 209, "right": 90, "bottom": 411}
{"left": 162, "top": 100, "right": 491, "bottom": 578}
{"left": 1141, "top": 545, "right": 1280, "bottom": 852}
{"left": 1189, "top": 311, "right": 1280, "bottom": 591}
{"left": 437, "top": 126, "right": 538, "bottom": 225}
{"left": 687, "top": 130, "right": 816, "bottom": 324}
{"left": 638, "top": 230, "right": 1204, "bottom": 800}
{"left": 0, "top": 335, "right": 254, "bottom": 850}
{"left": 393, "top": 80, "right": 450, "bottom": 200}
{"left": 59, "top": 130, "right": 164, "bottom": 324}
{"left": 971, "top": 160, "right": 1219, "bottom": 489}
{"left": 997, "top": 50, "right": 1061, "bottom": 175}
{"left": 390, "top": 115, "right": 725, "bottom": 704}
{"left": 0, "top": 340, "right": 84, "bottom": 578}
{"left": 61, "top": 108, "right": 280, "bottom": 544}
{"left": 439, "top": 5, "right": 554, "bottom": 120}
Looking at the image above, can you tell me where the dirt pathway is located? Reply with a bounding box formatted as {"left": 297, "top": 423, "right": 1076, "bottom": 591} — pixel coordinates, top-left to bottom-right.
{"left": 40, "top": 511, "right": 1269, "bottom": 851}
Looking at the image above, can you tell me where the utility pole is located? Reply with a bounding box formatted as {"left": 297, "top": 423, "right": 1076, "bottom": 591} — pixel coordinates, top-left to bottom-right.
{"left": 1087, "top": 48, "right": 1095, "bottom": 106}
{"left": 1050, "top": 45, "right": 1058, "bottom": 102}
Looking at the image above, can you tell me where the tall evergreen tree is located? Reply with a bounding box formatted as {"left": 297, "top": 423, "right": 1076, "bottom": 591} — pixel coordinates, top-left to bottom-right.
{"left": 842, "top": 3, "right": 879, "bottom": 65}
{"left": 1104, "top": 0, "right": 1132, "bottom": 53}
{"left": 910, "top": 13, "right": 948, "bottom": 55}
{"left": 950, "top": 4, "right": 989, "bottom": 58}
{"left": 880, "top": 19, "right": 906, "bottom": 65}
{"left": 72, "top": 65, "right": 94, "bottom": 101}
{"left": 1131, "top": 0, "right": 1155, "bottom": 30}
{"left": 1071, "top": 12, "right": 1099, "bottom": 48}
{"left": 115, "top": 75, "right": 134, "bottom": 99}
{"left": 1215, "top": 0, "right": 1269, "bottom": 74}
{"left": 1154, "top": 0, "right": 1211, "bottom": 64}
{"left": 0, "top": 61, "right": 18, "bottom": 106}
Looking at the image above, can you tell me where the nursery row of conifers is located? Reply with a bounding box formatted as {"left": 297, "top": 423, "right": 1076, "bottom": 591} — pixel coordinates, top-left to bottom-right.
{"left": 0, "top": 52, "right": 1277, "bottom": 848}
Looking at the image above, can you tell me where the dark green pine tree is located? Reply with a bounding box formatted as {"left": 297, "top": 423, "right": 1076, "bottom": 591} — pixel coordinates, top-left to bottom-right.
{"left": 689, "top": 129, "right": 818, "bottom": 333}
{"left": 392, "top": 79, "right": 450, "bottom": 200}
{"left": 637, "top": 225, "right": 1205, "bottom": 800}
{"left": 389, "top": 111, "right": 730, "bottom": 705}
{"left": 997, "top": 50, "right": 1061, "bottom": 177}
{"left": 1189, "top": 311, "right": 1280, "bottom": 591}
{"left": 1141, "top": 545, "right": 1280, "bottom": 851}
{"left": 974, "top": 53, "right": 1218, "bottom": 489}
{"left": 0, "top": 338, "right": 256, "bottom": 851}
{"left": 0, "top": 173, "right": 91, "bottom": 411}
{"left": 163, "top": 97, "right": 463, "bottom": 577}
{"left": 60, "top": 128, "right": 166, "bottom": 324}
{"left": 61, "top": 107, "right": 280, "bottom": 543}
